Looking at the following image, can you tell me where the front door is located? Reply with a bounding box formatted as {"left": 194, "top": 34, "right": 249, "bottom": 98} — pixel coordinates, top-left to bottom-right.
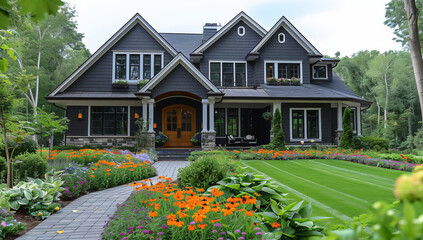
{"left": 162, "top": 105, "right": 196, "bottom": 147}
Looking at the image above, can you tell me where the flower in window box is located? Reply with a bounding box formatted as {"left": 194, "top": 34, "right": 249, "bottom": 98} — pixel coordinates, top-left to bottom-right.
{"left": 112, "top": 80, "right": 129, "bottom": 88}
{"left": 267, "top": 77, "right": 277, "bottom": 83}
{"left": 138, "top": 79, "right": 149, "bottom": 89}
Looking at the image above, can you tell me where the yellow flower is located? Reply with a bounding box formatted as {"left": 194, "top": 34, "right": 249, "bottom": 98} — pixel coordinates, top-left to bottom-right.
{"left": 311, "top": 139, "right": 315, "bottom": 143}
{"left": 55, "top": 206, "right": 60, "bottom": 211}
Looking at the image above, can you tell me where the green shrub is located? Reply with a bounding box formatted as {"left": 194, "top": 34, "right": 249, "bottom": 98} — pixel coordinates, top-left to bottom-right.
{"left": 0, "top": 137, "right": 37, "bottom": 158}
{"left": 177, "top": 156, "right": 227, "bottom": 189}
{"left": 269, "top": 107, "right": 285, "bottom": 150}
{"left": 360, "top": 136, "right": 389, "bottom": 150}
{"left": 340, "top": 107, "right": 353, "bottom": 149}
{"left": 13, "top": 153, "right": 48, "bottom": 181}
{"left": 239, "top": 152, "right": 256, "bottom": 160}
{"left": 61, "top": 174, "right": 90, "bottom": 200}
{"left": 0, "top": 207, "right": 26, "bottom": 238}
{"left": 0, "top": 156, "right": 5, "bottom": 182}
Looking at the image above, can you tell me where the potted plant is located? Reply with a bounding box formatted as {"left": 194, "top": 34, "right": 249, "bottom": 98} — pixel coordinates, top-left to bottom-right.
{"left": 155, "top": 131, "right": 169, "bottom": 146}
{"left": 112, "top": 80, "right": 129, "bottom": 88}
{"left": 138, "top": 79, "right": 149, "bottom": 89}
{"left": 190, "top": 132, "right": 201, "bottom": 146}
{"left": 262, "top": 111, "right": 273, "bottom": 121}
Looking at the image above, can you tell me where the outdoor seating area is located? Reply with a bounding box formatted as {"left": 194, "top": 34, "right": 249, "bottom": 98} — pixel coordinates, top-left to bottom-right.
{"left": 226, "top": 134, "right": 258, "bottom": 146}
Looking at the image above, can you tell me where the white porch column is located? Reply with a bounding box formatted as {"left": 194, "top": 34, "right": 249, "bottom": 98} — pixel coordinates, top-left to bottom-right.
{"left": 357, "top": 104, "right": 362, "bottom": 136}
{"left": 202, "top": 99, "right": 208, "bottom": 133}
{"left": 337, "top": 102, "right": 343, "bottom": 131}
{"left": 141, "top": 98, "right": 149, "bottom": 132}
{"left": 208, "top": 98, "right": 215, "bottom": 132}
{"left": 148, "top": 99, "right": 155, "bottom": 132}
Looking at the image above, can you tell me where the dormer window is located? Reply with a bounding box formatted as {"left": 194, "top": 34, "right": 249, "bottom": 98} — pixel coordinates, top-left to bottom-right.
{"left": 265, "top": 61, "right": 302, "bottom": 83}
{"left": 112, "top": 52, "right": 163, "bottom": 83}
{"left": 238, "top": 26, "right": 245, "bottom": 36}
{"left": 313, "top": 65, "right": 328, "bottom": 79}
{"left": 278, "top": 33, "right": 285, "bottom": 43}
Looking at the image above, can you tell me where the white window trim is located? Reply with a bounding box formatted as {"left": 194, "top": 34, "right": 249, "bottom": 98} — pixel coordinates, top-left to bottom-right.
{"left": 209, "top": 61, "right": 248, "bottom": 87}
{"left": 238, "top": 26, "right": 245, "bottom": 36}
{"left": 278, "top": 33, "right": 285, "bottom": 43}
{"left": 313, "top": 64, "right": 328, "bottom": 80}
{"left": 264, "top": 60, "right": 303, "bottom": 84}
{"left": 289, "top": 108, "right": 322, "bottom": 142}
{"left": 112, "top": 52, "right": 164, "bottom": 84}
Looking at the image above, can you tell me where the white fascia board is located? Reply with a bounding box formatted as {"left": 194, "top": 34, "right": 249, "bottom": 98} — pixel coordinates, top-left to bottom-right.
{"left": 140, "top": 54, "right": 221, "bottom": 93}
{"left": 192, "top": 12, "right": 267, "bottom": 54}
{"left": 50, "top": 13, "right": 177, "bottom": 96}
{"left": 250, "top": 16, "right": 321, "bottom": 56}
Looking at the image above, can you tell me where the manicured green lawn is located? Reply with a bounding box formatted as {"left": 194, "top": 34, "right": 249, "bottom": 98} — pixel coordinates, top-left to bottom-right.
{"left": 243, "top": 159, "right": 404, "bottom": 225}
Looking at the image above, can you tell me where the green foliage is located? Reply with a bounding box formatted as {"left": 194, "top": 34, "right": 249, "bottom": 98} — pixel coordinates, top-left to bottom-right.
{"left": 360, "top": 136, "right": 389, "bottom": 150}
{"left": 60, "top": 173, "right": 89, "bottom": 200}
{"left": 0, "top": 156, "right": 5, "bottom": 180}
{"left": 414, "top": 127, "right": 423, "bottom": 150}
{"left": 155, "top": 131, "right": 168, "bottom": 145}
{"left": 340, "top": 107, "right": 354, "bottom": 149}
{"left": 268, "top": 108, "right": 285, "bottom": 150}
{"left": 0, "top": 207, "right": 26, "bottom": 239}
{"left": 138, "top": 79, "right": 149, "bottom": 88}
{"left": 13, "top": 152, "right": 48, "bottom": 181}
{"left": 177, "top": 156, "right": 228, "bottom": 189}
{"left": 239, "top": 152, "right": 256, "bottom": 160}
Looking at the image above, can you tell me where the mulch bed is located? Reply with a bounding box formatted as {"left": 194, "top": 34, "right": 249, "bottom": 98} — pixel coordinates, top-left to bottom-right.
{"left": 5, "top": 200, "right": 73, "bottom": 240}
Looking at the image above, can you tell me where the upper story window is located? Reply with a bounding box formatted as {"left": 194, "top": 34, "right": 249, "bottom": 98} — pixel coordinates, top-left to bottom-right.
{"left": 113, "top": 52, "right": 163, "bottom": 83}
{"left": 313, "top": 65, "right": 328, "bottom": 79}
{"left": 210, "top": 61, "right": 247, "bottom": 87}
{"left": 265, "top": 61, "right": 302, "bottom": 83}
{"left": 278, "top": 33, "right": 285, "bottom": 43}
{"left": 238, "top": 26, "right": 245, "bottom": 36}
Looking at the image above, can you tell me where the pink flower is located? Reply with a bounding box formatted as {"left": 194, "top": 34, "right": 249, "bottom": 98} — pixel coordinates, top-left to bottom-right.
{"left": 1, "top": 221, "right": 6, "bottom": 227}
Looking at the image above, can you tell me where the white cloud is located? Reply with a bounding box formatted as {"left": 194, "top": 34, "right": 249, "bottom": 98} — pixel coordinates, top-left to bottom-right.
{"left": 66, "top": 0, "right": 402, "bottom": 57}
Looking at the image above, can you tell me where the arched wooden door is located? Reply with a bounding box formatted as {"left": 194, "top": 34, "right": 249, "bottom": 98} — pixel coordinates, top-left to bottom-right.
{"left": 162, "top": 105, "right": 196, "bottom": 147}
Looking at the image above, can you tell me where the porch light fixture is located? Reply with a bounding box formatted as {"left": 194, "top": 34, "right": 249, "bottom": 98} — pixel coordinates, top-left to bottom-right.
{"left": 134, "top": 113, "right": 139, "bottom": 119}
{"left": 153, "top": 123, "right": 157, "bottom": 128}
{"left": 77, "top": 112, "right": 83, "bottom": 119}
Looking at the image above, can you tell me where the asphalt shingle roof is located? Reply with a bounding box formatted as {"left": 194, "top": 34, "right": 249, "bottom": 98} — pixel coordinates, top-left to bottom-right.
{"left": 160, "top": 33, "right": 203, "bottom": 58}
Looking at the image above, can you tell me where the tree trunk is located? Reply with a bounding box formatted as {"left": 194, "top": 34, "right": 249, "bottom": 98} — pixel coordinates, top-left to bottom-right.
{"left": 49, "top": 135, "right": 53, "bottom": 160}
{"left": 0, "top": 114, "right": 12, "bottom": 188}
{"left": 383, "top": 69, "right": 390, "bottom": 128}
{"left": 404, "top": 0, "right": 423, "bottom": 122}
{"left": 377, "top": 103, "right": 381, "bottom": 125}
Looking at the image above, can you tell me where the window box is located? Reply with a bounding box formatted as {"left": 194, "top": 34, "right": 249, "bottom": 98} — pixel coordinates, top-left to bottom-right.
{"left": 266, "top": 77, "right": 301, "bottom": 86}
{"left": 137, "top": 79, "right": 149, "bottom": 89}
{"left": 112, "top": 80, "right": 129, "bottom": 88}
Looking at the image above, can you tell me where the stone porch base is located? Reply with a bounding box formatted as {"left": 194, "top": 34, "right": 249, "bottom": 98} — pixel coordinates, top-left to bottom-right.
{"left": 66, "top": 136, "right": 137, "bottom": 147}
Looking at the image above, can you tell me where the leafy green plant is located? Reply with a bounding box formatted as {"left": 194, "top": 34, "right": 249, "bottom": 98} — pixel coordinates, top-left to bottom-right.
{"left": 0, "top": 207, "right": 26, "bottom": 239}
{"left": 190, "top": 132, "right": 201, "bottom": 145}
{"left": 138, "top": 79, "right": 149, "bottom": 89}
{"left": 13, "top": 152, "right": 48, "bottom": 181}
{"left": 268, "top": 107, "right": 285, "bottom": 150}
{"left": 61, "top": 173, "right": 90, "bottom": 200}
{"left": 360, "top": 136, "right": 389, "bottom": 150}
{"left": 209, "top": 173, "right": 287, "bottom": 210}
{"left": 155, "top": 131, "right": 168, "bottom": 145}
{"left": 340, "top": 107, "right": 353, "bottom": 149}
{"left": 28, "top": 202, "right": 61, "bottom": 220}
{"left": 177, "top": 156, "right": 228, "bottom": 189}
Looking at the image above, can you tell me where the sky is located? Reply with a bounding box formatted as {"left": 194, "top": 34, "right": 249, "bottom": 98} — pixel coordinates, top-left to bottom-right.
{"left": 65, "top": 0, "right": 403, "bottom": 57}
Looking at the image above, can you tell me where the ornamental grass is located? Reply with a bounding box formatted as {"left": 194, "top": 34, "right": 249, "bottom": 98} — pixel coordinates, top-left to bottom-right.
{"left": 103, "top": 177, "right": 266, "bottom": 240}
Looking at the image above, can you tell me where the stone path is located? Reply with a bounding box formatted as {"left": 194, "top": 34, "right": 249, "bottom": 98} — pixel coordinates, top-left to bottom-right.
{"left": 17, "top": 161, "right": 189, "bottom": 240}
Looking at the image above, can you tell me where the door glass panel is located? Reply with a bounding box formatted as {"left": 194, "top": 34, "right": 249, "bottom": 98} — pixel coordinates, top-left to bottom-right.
{"left": 181, "top": 109, "right": 192, "bottom": 131}
{"left": 166, "top": 110, "right": 177, "bottom": 131}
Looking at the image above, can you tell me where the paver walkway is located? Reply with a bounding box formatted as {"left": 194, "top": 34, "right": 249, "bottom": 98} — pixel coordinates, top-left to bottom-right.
{"left": 17, "top": 161, "right": 189, "bottom": 240}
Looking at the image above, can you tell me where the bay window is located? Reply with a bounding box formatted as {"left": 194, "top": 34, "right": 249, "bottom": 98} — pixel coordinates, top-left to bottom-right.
{"left": 265, "top": 61, "right": 302, "bottom": 83}
{"left": 209, "top": 61, "right": 247, "bottom": 87}
{"left": 91, "top": 106, "right": 128, "bottom": 136}
{"left": 290, "top": 108, "right": 321, "bottom": 140}
{"left": 113, "top": 52, "right": 163, "bottom": 83}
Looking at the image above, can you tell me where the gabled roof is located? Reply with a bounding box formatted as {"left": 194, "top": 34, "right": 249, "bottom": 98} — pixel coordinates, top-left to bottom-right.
{"left": 49, "top": 13, "right": 178, "bottom": 97}
{"left": 139, "top": 53, "right": 221, "bottom": 93}
{"left": 191, "top": 11, "right": 267, "bottom": 55}
{"left": 250, "top": 16, "right": 321, "bottom": 56}
{"left": 160, "top": 33, "right": 203, "bottom": 58}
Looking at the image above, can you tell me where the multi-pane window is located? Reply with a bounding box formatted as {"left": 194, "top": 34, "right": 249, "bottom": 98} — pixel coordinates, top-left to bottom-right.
{"left": 115, "top": 54, "right": 126, "bottom": 79}
{"left": 241, "top": 109, "right": 256, "bottom": 137}
{"left": 113, "top": 53, "right": 163, "bottom": 82}
{"left": 209, "top": 62, "right": 247, "bottom": 87}
{"left": 210, "top": 63, "right": 221, "bottom": 85}
{"left": 265, "top": 61, "right": 302, "bottom": 82}
{"left": 227, "top": 108, "right": 239, "bottom": 137}
{"left": 181, "top": 109, "right": 192, "bottom": 131}
{"left": 214, "top": 108, "right": 225, "bottom": 137}
{"left": 129, "top": 54, "right": 140, "bottom": 80}
{"left": 313, "top": 65, "right": 328, "bottom": 79}
{"left": 291, "top": 109, "right": 320, "bottom": 140}
{"left": 143, "top": 55, "right": 151, "bottom": 79}
{"left": 91, "top": 106, "right": 128, "bottom": 136}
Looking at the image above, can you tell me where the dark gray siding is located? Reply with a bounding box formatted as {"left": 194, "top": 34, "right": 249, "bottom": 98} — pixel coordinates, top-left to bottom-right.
{"left": 257, "top": 26, "right": 311, "bottom": 84}
{"left": 130, "top": 106, "right": 143, "bottom": 136}
{"left": 280, "top": 103, "right": 332, "bottom": 144}
{"left": 67, "top": 106, "right": 88, "bottom": 136}
{"left": 199, "top": 20, "right": 262, "bottom": 86}
{"left": 154, "top": 97, "right": 202, "bottom": 134}
{"left": 151, "top": 65, "right": 208, "bottom": 99}
{"left": 66, "top": 24, "right": 173, "bottom": 92}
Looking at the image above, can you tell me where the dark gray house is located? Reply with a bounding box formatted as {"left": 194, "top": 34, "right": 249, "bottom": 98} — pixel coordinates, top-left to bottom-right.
{"left": 47, "top": 12, "right": 371, "bottom": 149}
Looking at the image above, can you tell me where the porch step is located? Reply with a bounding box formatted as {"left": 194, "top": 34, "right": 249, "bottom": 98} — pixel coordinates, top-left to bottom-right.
{"left": 156, "top": 148, "right": 200, "bottom": 161}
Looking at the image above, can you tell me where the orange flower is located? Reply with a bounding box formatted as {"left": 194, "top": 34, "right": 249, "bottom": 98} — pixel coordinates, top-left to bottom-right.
{"left": 272, "top": 222, "right": 281, "bottom": 228}
{"left": 94, "top": 163, "right": 99, "bottom": 166}
{"left": 105, "top": 168, "right": 111, "bottom": 172}
{"left": 130, "top": 169, "right": 134, "bottom": 171}
{"left": 90, "top": 175, "right": 94, "bottom": 178}
{"left": 174, "top": 191, "right": 184, "bottom": 200}
{"left": 196, "top": 188, "right": 204, "bottom": 192}
{"left": 246, "top": 210, "right": 254, "bottom": 217}
{"left": 174, "top": 219, "right": 184, "bottom": 227}
{"left": 177, "top": 210, "right": 188, "bottom": 218}
{"left": 222, "top": 207, "right": 235, "bottom": 216}
{"left": 155, "top": 203, "right": 161, "bottom": 210}
{"left": 198, "top": 224, "right": 208, "bottom": 229}
{"left": 188, "top": 225, "right": 196, "bottom": 231}
{"left": 210, "top": 187, "right": 224, "bottom": 197}
{"left": 193, "top": 212, "right": 206, "bottom": 223}
{"left": 210, "top": 219, "right": 220, "bottom": 223}
{"left": 167, "top": 213, "right": 176, "bottom": 220}
{"left": 149, "top": 211, "right": 158, "bottom": 218}
{"left": 91, "top": 168, "right": 96, "bottom": 171}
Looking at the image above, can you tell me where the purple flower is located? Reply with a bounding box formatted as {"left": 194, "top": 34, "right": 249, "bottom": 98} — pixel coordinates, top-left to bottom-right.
{"left": 212, "top": 230, "right": 218, "bottom": 233}
{"left": 128, "top": 231, "right": 133, "bottom": 234}
{"left": 190, "top": 221, "right": 195, "bottom": 225}
{"left": 122, "top": 238, "right": 128, "bottom": 240}
{"left": 241, "top": 232, "right": 246, "bottom": 235}
{"left": 235, "top": 230, "right": 240, "bottom": 233}
{"left": 238, "top": 238, "right": 245, "bottom": 240}
{"left": 214, "top": 223, "right": 222, "bottom": 227}
{"left": 220, "top": 232, "right": 226, "bottom": 235}
{"left": 137, "top": 226, "right": 143, "bottom": 229}
{"left": 142, "top": 230, "right": 148, "bottom": 234}
{"left": 158, "top": 232, "right": 164, "bottom": 235}
{"left": 256, "top": 232, "right": 263, "bottom": 235}
{"left": 162, "top": 225, "right": 168, "bottom": 229}
{"left": 120, "top": 232, "right": 125, "bottom": 236}
{"left": 254, "top": 227, "right": 260, "bottom": 231}
{"left": 218, "top": 238, "right": 223, "bottom": 240}
{"left": 149, "top": 230, "right": 153, "bottom": 234}
{"left": 128, "top": 227, "right": 133, "bottom": 230}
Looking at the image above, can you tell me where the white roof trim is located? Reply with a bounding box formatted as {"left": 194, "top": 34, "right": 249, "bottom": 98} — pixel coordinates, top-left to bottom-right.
{"left": 250, "top": 16, "right": 321, "bottom": 56}
{"left": 192, "top": 11, "right": 267, "bottom": 54}
{"left": 49, "top": 13, "right": 178, "bottom": 96}
{"left": 140, "top": 53, "right": 221, "bottom": 93}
